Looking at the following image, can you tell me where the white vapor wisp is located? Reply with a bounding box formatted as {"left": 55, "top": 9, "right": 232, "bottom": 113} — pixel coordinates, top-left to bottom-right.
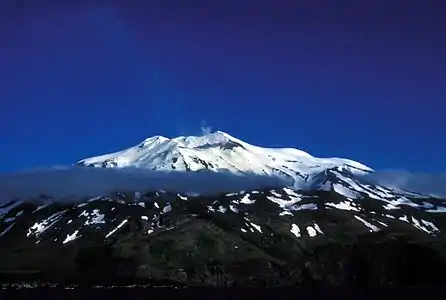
{"left": 199, "top": 120, "right": 213, "bottom": 135}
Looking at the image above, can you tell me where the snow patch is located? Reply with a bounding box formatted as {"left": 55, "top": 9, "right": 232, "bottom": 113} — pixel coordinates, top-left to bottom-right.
{"left": 421, "top": 219, "right": 440, "bottom": 233}
{"left": 63, "top": 230, "right": 80, "bottom": 244}
{"left": 270, "top": 190, "right": 282, "bottom": 198}
{"left": 249, "top": 221, "right": 262, "bottom": 233}
{"left": 326, "top": 201, "right": 360, "bottom": 212}
{"left": 290, "top": 223, "right": 301, "bottom": 238}
{"left": 32, "top": 203, "right": 51, "bottom": 213}
{"left": 161, "top": 204, "right": 172, "bottom": 214}
{"left": 410, "top": 217, "right": 436, "bottom": 234}
{"left": 105, "top": 219, "right": 128, "bottom": 238}
{"left": 26, "top": 210, "right": 67, "bottom": 238}
{"left": 306, "top": 226, "right": 317, "bottom": 238}
{"left": 354, "top": 215, "right": 380, "bottom": 232}
{"left": 0, "top": 223, "right": 15, "bottom": 237}
{"left": 0, "top": 201, "right": 23, "bottom": 218}
{"left": 240, "top": 193, "right": 256, "bottom": 204}
{"left": 376, "top": 220, "right": 388, "bottom": 227}
{"left": 333, "top": 184, "right": 359, "bottom": 199}
{"left": 279, "top": 210, "right": 294, "bottom": 216}
{"left": 80, "top": 209, "right": 106, "bottom": 226}
{"left": 383, "top": 203, "right": 399, "bottom": 210}
{"left": 283, "top": 188, "right": 299, "bottom": 198}
{"left": 229, "top": 205, "right": 239, "bottom": 213}
{"left": 177, "top": 194, "right": 188, "bottom": 200}
{"left": 426, "top": 206, "right": 446, "bottom": 213}
{"left": 313, "top": 223, "right": 323, "bottom": 234}
{"left": 292, "top": 203, "right": 317, "bottom": 211}
{"left": 399, "top": 215, "right": 410, "bottom": 223}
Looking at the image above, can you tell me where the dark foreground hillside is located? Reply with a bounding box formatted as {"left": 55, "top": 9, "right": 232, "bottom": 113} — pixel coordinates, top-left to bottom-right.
{"left": 1, "top": 188, "right": 446, "bottom": 287}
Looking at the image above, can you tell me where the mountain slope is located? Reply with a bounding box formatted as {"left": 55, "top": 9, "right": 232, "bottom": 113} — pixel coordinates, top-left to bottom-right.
{"left": 2, "top": 131, "right": 446, "bottom": 287}
{"left": 75, "top": 131, "right": 430, "bottom": 205}
{"left": 1, "top": 188, "right": 446, "bottom": 286}
{"left": 77, "top": 131, "right": 372, "bottom": 184}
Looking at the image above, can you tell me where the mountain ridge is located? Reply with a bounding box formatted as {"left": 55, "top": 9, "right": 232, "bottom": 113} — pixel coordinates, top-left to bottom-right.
{"left": 77, "top": 131, "right": 372, "bottom": 175}
{"left": 75, "top": 131, "right": 430, "bottom": 201}
{"left": 2, "top": 131, "right": 446, "bottom": 287}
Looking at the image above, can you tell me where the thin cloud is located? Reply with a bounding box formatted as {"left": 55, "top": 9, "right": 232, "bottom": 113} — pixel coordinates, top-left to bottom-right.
{"left": 363, "top": 171, "right": 446, "bottom": 198}
{"left": 0, "top": 167, "right": 288, "bottom": 203}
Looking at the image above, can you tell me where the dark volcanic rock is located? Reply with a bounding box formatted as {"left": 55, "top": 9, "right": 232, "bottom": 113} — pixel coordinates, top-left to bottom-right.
{"left": 1, "top": 188, "right": 446, "bottom": 287}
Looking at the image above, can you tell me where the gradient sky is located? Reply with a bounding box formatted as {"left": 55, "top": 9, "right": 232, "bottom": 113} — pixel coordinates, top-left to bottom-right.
{"left": 1, "top": 1, "right": 445, "bottom": 173}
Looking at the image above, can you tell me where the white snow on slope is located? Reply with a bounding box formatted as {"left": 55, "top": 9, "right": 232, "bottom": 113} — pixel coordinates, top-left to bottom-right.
{"left": 0, "top": 223, "right": 15, "bottom": 237}
{"left": 162, "top": 204, "right": 172, "bottom": 214}
{"left": 240, "top": 193, "right": 256, "bottom": 204}
{"left": 421, "top": 219, "right": 440, "bottom": 233}
{"left": 410, "top": 217, "right": 436, "bottom": 234}
{"left": 229, "top": 205, "right": 239, "bottom": 213}
{"left": 63, "top": 230, "right": 80, "bottom": 244}
{"left": 266, "top": 195, "right": 301, "bottom": 208}
{"left": 280, "top": 210, "right": 294, "bottom": 216}
{"left": 426, "top": 206, "right": 446, "bottom": 213}
{"left": 326, "top": 200, "right": 360, "bottom": 212}
{"left": 2, "top": 131, "right": 443, "bottom": 204}
{"left": 177, "top": 194, "right": 188, "bottom": 200}
{"left": 399, "top": 215, "right": 410, "bottom": 223}
{"left": 75, "top": 131, "right": 445, "bottom": 201}
{"left": 77, "top": 131, "right": 372, "bottom": 188}
{"left": 32, "top": 203, "right": 52, "bottom": 213}
{"left": 313, "top": 223, "right": 323, "bottom": 234}
{"left": 105, "top": 219, "right": 128, "bottom": 239}
{"left": 333, "top": 184, "right": 360, "bottom": 199}
{"left": 292, "top": 203, "right": 318, "bottom": 211}
{"left": 306, "top": 226, "right": 317, "bottom": 238}
{"left": 290, "top": 224, "right": 301, "bottom": 238}
{"left": 26, "top": 210, "right": 67, "bottom": 238}
{"left": 376, "top": 220, "right": 388, "bottom": 227}
{"left": 250, "top": 222, "right": 262, "bottom": 233}
{"left": 354, "top": 215, "right": 380, "bottom": 232}
{"left": 0, "top": 201, "right": 23, "bottom": 218}
{"left": 80, "top": 209, "right": 106, "bottom": 226}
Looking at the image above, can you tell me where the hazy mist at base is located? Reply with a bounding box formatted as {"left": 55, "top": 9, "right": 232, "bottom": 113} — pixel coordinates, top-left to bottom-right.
{"left": 0, "top": 166, "right": 445, "bottom": 204}
{"left": 364, "top": 171, "right": 446, "bottom": 199}
{"left": 0, "top": 166, "right": 287, "bottom": 203}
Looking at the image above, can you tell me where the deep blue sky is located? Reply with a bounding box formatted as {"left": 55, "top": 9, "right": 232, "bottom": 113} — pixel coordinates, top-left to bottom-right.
{"left": 1, "top": 1, "right": 445, "bottom": 173}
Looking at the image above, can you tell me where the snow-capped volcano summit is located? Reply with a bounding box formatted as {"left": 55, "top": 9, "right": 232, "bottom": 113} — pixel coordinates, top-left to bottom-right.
{"left": 77, "top": 131, "right": 373, "bottom": 185}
